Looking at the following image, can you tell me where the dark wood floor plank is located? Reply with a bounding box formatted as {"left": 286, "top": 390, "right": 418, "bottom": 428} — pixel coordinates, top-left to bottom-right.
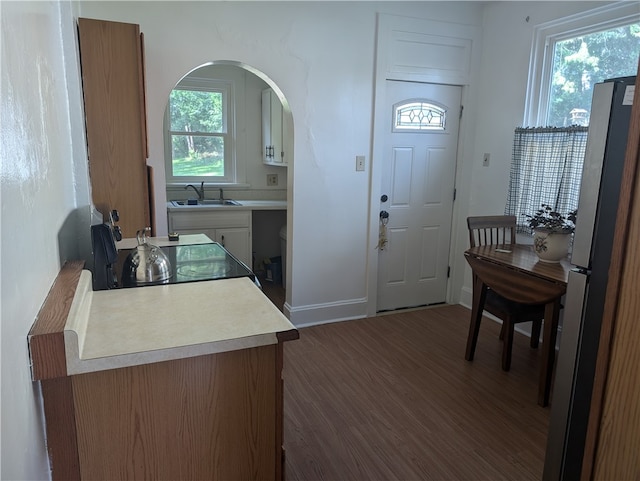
{"left": 282, "top": 305, "right": 549, "bottom": 480}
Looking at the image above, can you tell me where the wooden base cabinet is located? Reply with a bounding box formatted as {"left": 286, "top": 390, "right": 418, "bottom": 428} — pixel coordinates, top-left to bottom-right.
{"left": 38, "top": 344, "right": 287, "bottom": 480}
{"left": 29, "top": 263, "right": 294, "bottom": 481}
{"left": 70, "top": 347, "right": 282, "bottom": 480}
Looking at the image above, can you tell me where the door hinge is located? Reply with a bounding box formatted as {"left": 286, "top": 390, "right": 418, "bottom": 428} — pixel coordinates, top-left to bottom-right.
{"left": 447, "top": 266, "right": 451, "bottom": 278}
{"left": 460, "top": 105, "right": 464, "bottom": 119}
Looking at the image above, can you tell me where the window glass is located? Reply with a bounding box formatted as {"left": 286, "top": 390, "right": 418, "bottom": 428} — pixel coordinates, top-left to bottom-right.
{"left": 511, "top": 5, "right": 639, "bottom": 229}
{"left": 393, "top": 101, "right": 445, "bottom": 131}
{"left": 525, "top": 2, "right": 640, "bottom": 126}
{"left": 169, "top": 89, "right": 227, "bottom": 178}
{"left": 547, "top": 23, "right": 640, "bottom": 126}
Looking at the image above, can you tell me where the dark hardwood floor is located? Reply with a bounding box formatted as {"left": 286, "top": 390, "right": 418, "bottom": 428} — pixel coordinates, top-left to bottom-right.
{"left": 259, "top": 275, "right": 285, "bottom": 312}
{"left": 281, "top": 305, "right": 550, "bottom": 481}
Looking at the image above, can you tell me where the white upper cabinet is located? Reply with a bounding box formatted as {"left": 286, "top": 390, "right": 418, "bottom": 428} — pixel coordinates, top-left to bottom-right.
{"left": 262, "top": 88, "right": 288, "bottom": 166}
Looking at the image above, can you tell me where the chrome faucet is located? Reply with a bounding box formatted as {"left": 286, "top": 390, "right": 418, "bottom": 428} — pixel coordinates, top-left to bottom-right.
{"left": 185, "top": 181, "right": 205, "bottom": 201}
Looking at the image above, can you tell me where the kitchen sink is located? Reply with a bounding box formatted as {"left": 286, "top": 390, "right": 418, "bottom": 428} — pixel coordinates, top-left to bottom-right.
{"left": 171, "top": 199, "right": 242, "bottom": 207}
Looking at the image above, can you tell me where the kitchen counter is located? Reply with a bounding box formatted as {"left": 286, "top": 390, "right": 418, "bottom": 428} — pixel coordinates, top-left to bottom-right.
{"left": 28, "top": 260, "right": 298, "bottom": 480}
{"left": 115, "top": 232, "right": 213, "bottom": 250}
{"left": 64, "top": 271, "right": 295, "bottom": 375}
{"left": 166, "top": 199, "right": 286, "bottom": 211}
{"left": 28, "top": 256, "right": 298, "bottom": 379}
{"left": 166, "top": 205, "right": 285, "bottom": 267}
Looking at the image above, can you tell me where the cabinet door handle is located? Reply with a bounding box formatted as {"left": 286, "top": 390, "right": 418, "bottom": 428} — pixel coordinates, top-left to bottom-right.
{"left": 221, "top": 234, "right": 225, "bottom": 247}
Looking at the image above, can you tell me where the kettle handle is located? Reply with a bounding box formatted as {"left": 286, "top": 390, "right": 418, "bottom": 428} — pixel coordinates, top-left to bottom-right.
{"left": 136, "top": 227, "right": 151, "bottom": 246}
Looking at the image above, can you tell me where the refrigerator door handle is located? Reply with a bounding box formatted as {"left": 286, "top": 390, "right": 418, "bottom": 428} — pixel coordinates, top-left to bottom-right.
{"left": 543, "top": 269, "right": 589, "bottom": 480}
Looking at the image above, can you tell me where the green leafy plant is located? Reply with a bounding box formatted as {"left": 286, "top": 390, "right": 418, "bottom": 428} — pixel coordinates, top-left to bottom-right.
{"left": 525, "top": 204, "right": 577, "bottom": 233}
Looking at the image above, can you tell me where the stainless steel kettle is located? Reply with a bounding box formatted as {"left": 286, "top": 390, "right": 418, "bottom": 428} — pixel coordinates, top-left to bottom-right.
{"left": 122, "top": 228, "right": 172, "bottom": 286}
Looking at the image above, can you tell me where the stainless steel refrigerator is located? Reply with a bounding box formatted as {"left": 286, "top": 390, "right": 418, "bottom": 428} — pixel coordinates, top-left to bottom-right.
{"left": 543, "top": 75, "right": 636, "bottom": 480}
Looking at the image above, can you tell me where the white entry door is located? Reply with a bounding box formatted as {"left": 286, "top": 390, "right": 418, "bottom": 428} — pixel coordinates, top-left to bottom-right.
{"left": 377, "top": 81, "right": 461, "bottom": 311}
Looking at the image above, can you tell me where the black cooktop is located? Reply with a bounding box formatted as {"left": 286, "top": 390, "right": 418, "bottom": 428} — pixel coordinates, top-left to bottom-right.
{"left": 114, "top": 242, "right": 254, "bottom": 289}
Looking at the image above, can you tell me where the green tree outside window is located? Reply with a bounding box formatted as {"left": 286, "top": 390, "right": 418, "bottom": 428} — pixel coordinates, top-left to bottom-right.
{"left": 548, "top": 23, "right": 640, "bottom": 126}
{"left": 169, "top": 89, "right": 225, "bottom": 177}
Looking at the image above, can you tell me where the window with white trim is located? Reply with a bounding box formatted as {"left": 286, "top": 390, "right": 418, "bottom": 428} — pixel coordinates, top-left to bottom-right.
{"left": 525, "top": 3, "right": 639, "bottom": 126}
{"left": 165, "top": 79, "right": 235, "bottom": 184}
{"left": 508, "top": 3, "right": 639, "bottom": 229}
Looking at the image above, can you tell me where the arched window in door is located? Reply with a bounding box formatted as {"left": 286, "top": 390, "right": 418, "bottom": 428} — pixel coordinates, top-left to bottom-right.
{"left": 392, "top": 100, "right": 446, "bottom": 132}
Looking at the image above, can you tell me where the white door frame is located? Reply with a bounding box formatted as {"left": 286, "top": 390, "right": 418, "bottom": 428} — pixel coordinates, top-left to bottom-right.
{"left": 366, "top": 14, "right": 481, "bottom": 316}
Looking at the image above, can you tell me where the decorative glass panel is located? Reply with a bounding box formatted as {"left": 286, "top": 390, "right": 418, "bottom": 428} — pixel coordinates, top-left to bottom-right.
{"left": 394, "top": 101, "right": 446, "bottom": 131}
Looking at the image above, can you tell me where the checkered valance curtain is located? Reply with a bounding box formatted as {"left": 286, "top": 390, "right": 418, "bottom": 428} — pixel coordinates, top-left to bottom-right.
{"left": 505, "top": 126, "right": 589, "bottom": 234}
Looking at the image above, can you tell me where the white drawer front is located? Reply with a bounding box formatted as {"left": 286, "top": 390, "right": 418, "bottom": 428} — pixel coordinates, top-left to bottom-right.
{"left": 169, "top": 211, "right": 251, "bottom": 230}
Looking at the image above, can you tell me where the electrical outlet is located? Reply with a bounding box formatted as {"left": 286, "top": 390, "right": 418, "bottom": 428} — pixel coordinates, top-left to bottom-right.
{"left": 483, "top": 153, "right": 490, "bottom": 167}
{"left": 356, "top": 155, "right": 366, "bottom": 172}
{"left": 267, "top": 174, "right": 278, "bottom": 186}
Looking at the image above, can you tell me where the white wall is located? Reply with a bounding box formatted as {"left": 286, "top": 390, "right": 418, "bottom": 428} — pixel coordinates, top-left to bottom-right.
{"left": 76, "top": 1, "right": 487, "bottom": 324}
{"left": 0, "top": 2, "right": 91, "bottom": 479}
{"left": 452, "top": 1, "right": 612, "bottom": 308}
{"left": 77, "top": 1, "right": 612, "bottom": 324}
{"left": 0, "top": 1, "right": 618, "bottom": 479}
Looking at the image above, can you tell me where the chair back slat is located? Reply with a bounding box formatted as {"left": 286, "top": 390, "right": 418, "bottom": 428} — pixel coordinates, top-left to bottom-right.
{"left": 467, "top": 215, "right": 516, "bottom": 248}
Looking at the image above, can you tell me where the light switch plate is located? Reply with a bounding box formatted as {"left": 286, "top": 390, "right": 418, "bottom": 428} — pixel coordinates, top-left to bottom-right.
{"left": 483, "top": 153, "right": 490, "bottom": 167}
{"left": 356, "top": 155, "right": 366, "bottom": 172}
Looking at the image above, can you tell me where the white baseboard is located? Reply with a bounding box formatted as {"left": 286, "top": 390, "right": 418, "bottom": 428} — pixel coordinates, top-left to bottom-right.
{"left": 286, "top": 297, "right": 368, "bottom": 328}
{"left": 284, "top": 288, "right": 556, "bottom": 347}
{"left": 460, "top": 286, "right": 473, "bottom": 309}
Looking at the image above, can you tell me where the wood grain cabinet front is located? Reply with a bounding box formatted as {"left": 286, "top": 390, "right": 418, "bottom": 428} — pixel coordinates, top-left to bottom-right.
{"left": 28, "top": 262, "right": 295, "bottom": 480}
{"left": 78, "top": 18, "right": 152, "bottom": 237}
{"left": 72, "top": 347, "right": 281, "bottom": 480}
{"left": 37, "top": 347, "right": 286, "bottom": 480}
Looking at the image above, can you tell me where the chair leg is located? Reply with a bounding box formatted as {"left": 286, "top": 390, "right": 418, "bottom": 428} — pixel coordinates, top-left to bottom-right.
{"left": 502, "top": 320, "right": 515, "bottom": 371}
{"left": 499, "top": 322, "right": 506, "bottom": 340}
{"left": 530, "top": 320, "right": 542, "bottom": 349}
{"left": 466, "top": 312, "right": 483, "bottom": 362}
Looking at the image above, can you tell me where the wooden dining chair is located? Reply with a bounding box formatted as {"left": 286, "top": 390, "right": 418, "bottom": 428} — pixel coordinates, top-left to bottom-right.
{"left": 466, "top": 216, "right": 545, "bottom": 371}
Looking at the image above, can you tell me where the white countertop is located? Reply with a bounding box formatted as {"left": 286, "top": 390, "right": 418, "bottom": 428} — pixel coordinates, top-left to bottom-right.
{"left": 64, "top": 271, "right": 296, "bottom": 375}
{"left": 116, "top": 233, "right": 212, "bottom": 250}
{"left": 166, "top": 199, "right": 286, "bottom": 212}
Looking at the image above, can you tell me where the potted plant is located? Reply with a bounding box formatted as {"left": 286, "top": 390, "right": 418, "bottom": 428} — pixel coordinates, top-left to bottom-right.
{"left": 525, "top": 204, "right": 577, "bottom": 263}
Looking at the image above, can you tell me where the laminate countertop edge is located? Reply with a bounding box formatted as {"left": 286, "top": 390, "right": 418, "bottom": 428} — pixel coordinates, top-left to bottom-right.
{"left": 29, "top": 264, "right": 297, "bottom": 378}
{"left": 166, "top": 200, "right": 287, "bottom": 212}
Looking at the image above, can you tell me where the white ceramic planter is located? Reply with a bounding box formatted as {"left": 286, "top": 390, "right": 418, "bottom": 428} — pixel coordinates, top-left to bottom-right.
{"left": 533, "top": 230, "right": 571, "bottom": 263}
